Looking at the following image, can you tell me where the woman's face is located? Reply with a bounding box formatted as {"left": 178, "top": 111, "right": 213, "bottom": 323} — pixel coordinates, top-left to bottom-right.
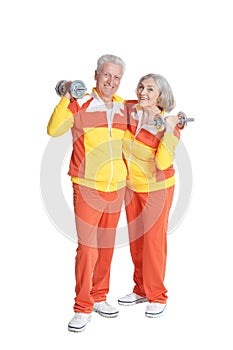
{"left": 137, "top": 78, "right": 160, "bottom": 109}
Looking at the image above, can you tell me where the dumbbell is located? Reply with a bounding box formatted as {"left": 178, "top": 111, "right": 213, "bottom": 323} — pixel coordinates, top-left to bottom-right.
{"left": 148, "top": 111, "right": 195, "bottom": 131}
{"left": 55, "top": 80, "right": 87, "bottom": 99}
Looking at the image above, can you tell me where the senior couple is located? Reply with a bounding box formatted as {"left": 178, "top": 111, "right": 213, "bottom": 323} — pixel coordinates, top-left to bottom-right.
{"left": 47, "top": 54, "right": 180, "bottom": 332}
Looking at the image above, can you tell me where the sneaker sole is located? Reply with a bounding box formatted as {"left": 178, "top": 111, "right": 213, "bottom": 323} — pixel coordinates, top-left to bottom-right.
{"left": 118, "top": 298, "right": 147, "bottom": 306}
{"left": 68, "top": 325, "right": 86, "bottom": 332}
{"left": 68, "top": 318, "right": 91, "bottom": 332}
{"left": 94, "top": 310, "right": 119, "bottom": 318}
{"left": 145, "top": 305, "right": 167, "bottom": 318}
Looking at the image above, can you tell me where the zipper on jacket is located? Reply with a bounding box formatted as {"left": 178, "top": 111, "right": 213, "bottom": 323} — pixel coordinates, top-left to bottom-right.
{"left": 106, "top": 107, "right": 114, "bottom": 192}
{"left": 106, "top": 134, "right": 114, "bottom": 192}
{"left": 128, "top": 117, "right": 143, "bottom": 184}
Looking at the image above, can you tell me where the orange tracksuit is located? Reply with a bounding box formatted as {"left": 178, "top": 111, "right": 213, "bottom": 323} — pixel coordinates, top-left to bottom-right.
{"left": 123, "top": 101, "right": 180, "bottom": 303}
{"left": 47, "top": 89, "right": 127, "bottom": 313}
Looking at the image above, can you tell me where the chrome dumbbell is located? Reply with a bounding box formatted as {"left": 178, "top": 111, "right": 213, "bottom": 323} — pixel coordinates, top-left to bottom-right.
{"left": 148, "top": 111, "right": 195, "bottom": 131}
{"left": 55, "top": 80, "right": 87, "bottom": 99}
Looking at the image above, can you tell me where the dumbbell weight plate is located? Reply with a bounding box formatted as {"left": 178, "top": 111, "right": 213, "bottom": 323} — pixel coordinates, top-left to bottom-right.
{"left": 154, "top": 116, "right": 164, "bottom": 131}
{"left": 55, "top": 80, "right": 68, "bottom": 97}
{"left": 177, "top": 111, "right": 188, "bottom": 129}
{"left": 148, "top": 115, "right": 165, "bottom": 131}
{"left": 70, "top": 80, "right": 87, "bottom": 99}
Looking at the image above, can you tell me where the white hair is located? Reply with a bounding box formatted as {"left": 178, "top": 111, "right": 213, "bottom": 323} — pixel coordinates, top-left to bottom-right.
{"left": 96, "top": 54, "right": 126, "bottom": 74}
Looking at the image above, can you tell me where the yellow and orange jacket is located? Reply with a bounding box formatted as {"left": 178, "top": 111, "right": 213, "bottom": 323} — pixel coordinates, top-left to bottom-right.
{"left": 123, "top": 101, "right": 180, "bottom": 193}
{"left": 47, "top": 89, "right": 127, "bottom": 192}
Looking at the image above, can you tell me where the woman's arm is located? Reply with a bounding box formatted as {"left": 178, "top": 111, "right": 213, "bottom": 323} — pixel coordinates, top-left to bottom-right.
{"left": 155, "top": 116, "right": 180, "bottom": 170}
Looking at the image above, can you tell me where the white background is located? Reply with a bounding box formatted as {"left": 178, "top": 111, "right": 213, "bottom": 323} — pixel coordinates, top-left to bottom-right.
{"left": 1, "top": 0, "right": 233, "bottom": 349}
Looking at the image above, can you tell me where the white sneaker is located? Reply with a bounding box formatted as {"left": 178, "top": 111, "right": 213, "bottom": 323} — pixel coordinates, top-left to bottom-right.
{"left": 118, "top": 292, "right": 147, "bottom": 306}
{"left": 68, "top": 312, "right": 92, "bottom": 332}
{"left": 145, "top": 302, "right": 167, "bottom": 318}
{"left": 94, "top": 301, "right": 119, "bottom": 318}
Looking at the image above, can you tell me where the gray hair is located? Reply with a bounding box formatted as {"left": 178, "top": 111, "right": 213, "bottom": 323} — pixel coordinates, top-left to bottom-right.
{"left": 96, "top": 54, "right": 126, "bottom": 74}
{"left": 137, "top": 73, "right": 175, "bottom": 112}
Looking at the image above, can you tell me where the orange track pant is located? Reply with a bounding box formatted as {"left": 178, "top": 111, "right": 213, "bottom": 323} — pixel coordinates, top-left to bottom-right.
{"left": 72, "top": 183, "right": 125, "bottom": 313}
{"left": 125, "top": 186, "right": 175, "bottom": 304}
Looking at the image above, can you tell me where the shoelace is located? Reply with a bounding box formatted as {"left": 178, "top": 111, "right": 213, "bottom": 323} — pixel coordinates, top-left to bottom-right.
{"left": 75, "top": 313, "right": 89, "bottom": 320}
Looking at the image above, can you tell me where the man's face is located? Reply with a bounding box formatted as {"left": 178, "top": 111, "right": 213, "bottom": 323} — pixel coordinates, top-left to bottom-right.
{"left": 95, "top": 62, "right": 123, "bottom": 101}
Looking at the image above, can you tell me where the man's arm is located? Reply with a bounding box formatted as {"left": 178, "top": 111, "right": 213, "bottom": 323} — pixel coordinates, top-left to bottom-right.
{"left": 47, "top": 97, "right": 74, "bottom": 137}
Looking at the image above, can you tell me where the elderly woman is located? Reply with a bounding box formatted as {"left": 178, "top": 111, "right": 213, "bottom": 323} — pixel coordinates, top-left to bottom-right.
{"left": 119, "top": 73, "right": 180, "bottom": 317}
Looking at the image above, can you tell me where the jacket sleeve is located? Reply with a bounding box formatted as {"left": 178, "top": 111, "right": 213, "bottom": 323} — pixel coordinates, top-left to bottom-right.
{"left": 47, "top": 97, "right": 75, "bottom": 137}
{"left": 155, "top": 130, "right": 180, "bottom": 170}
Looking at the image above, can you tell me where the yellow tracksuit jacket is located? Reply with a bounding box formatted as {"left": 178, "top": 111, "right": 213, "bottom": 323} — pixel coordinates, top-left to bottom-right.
{"left": 123, "top": 102, "right": 180, "bottom": 192}
{"left": 47, "top": 89, "right": 127, "bottom": 192}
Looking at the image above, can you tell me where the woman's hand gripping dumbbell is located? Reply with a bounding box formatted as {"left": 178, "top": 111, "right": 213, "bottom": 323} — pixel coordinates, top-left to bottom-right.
{"left": 148, "top": 111, "right": 195, "bottom": 131}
